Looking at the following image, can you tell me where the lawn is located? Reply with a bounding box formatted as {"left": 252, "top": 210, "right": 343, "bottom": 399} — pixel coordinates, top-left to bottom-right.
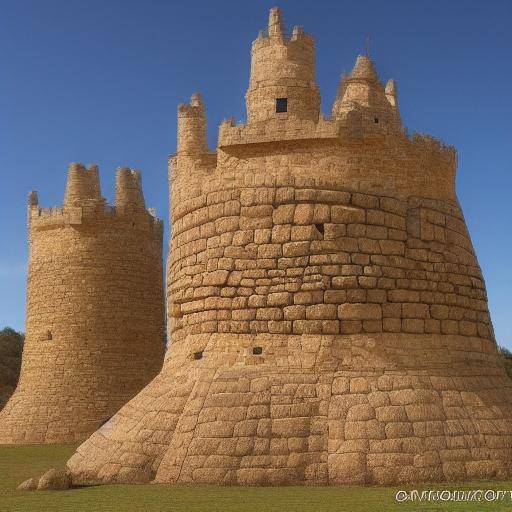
{"left": 1, "top": 444, "right": 512, "bottom": 512}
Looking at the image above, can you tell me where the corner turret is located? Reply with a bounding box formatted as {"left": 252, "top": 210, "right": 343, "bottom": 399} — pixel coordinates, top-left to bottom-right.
{"left": 28, "top": 191, "right": 38, "bottom": 207}
{"left": 115, "top": 167, "right": 146, "bottom": 210}
{"left": 245, "top": 7, "right": 320, "bottom": 123}
{"left": 177, "top": 93, "right": 208, "bottom": 155}
{"left": 64, "top": 162, "right": 103, "bottom": 207}
{"left": 332, "top": 55, "right": 402, "bottom": 132}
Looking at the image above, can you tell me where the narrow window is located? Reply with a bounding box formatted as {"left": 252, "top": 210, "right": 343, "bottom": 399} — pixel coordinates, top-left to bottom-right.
{"left": 276, "top": 98, "right": 288, "bottom": 113}
{"left": 193, "top": 351, "right": 203, "bottom": 360}
{"left": 374, "top": 117, "right": 379, "bottom": 124}
{"left": 46, "top": 330, "right": 52, "bottom": 341}
{"left": 253, "top": 347, "right": 263, "bottom": 355}
{"left": 315, "top": 223, "right": 325, "bottom": 236}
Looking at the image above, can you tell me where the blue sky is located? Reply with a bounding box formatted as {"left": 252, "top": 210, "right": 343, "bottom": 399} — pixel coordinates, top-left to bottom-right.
{"left": 1, "top": 0, "right": 511, "bottom": 346}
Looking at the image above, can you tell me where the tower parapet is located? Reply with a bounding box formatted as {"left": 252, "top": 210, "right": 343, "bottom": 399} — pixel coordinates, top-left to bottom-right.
{"left": 0, "top": 164, "right": 165, "bottom": 444}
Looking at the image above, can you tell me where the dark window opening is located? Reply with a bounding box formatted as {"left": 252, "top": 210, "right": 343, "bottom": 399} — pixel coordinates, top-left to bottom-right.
{"left": 374, "top": 117, "right": 379, "bottom": 124}
{"left": 193, "top": 351, "right": 203, "bottom": 360}
{"left": 46, "top": 330, "right": 52, "bottom": 341}
{"left": 253, "top": 346, "right": 263, "bottom": 355}
{"left": 276, "top": 98, "right": 288, "bottom": 113}
{"left": 132, "top": 222, "right": 136, "bottom": 227}
{"left": 314, "top": 223, "right": 325, "bottom": 236}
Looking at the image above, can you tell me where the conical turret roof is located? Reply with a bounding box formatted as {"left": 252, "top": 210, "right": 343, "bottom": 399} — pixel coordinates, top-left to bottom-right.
{"left": 351, "top": 55, "right": 379, "bottom": 81}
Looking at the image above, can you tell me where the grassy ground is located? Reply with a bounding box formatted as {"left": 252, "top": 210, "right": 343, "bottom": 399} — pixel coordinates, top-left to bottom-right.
{"left": 1, "top": 444, "right": 512, "bottom": 511}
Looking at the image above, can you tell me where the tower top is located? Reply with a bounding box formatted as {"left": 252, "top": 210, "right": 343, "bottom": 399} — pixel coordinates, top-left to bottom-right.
{"left": 268, "top": 7, "right": 284, "bottom": 39}
{"left": 351, "top": 55, "right": 379, "bottom": 82}
{"left": 245, "top": 7, "right": 320, "bottom": 123}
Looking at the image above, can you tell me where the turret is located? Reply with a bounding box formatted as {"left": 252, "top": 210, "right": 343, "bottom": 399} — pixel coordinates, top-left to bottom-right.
{"left": 177, "top": 93, "right": 208, "bottom": 155}
{"left": 64, "top": 162, "right": 103, "bottom": 207}
{"left": 115, "top": 167, "right": 146, "bottom": 210}
{"left": 27, "top": 191, "right": 38, "bottom": 207}
{"left": 332, "top": 55, "right": 402, "bottom": 132}
{"left": 245, "top": 7, "right": 320, "bottom": 123}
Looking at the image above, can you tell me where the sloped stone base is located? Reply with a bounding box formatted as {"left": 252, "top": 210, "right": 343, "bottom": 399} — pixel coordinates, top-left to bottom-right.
{"left": 66, "top": 332, "right": 512, "bottom": 485}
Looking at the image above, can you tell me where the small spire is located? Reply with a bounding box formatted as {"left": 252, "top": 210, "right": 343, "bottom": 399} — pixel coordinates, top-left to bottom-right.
{"left": 365, "top": 35, "right": 371, "bottom": 57}
{"left": 268, "top": 7, "right": 284, "bottom": 39}
{"left": 351, "top": 55, "right": 379, "bottom": 82}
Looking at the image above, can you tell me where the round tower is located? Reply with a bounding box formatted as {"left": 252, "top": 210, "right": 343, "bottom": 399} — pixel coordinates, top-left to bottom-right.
{"left": 245, "top": 7, "right": 320, "bottom": 123}
{"left": 67, "top": 7, "right": 512, "bottom": 488}
{"left": 0, "top": 164, "right": 165, "bottom": 443}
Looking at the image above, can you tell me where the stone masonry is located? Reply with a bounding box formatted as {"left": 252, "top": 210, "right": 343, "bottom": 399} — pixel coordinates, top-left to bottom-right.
{"left": 0, "top": 165, "right": 165, "bottom": 443}
{"left": 65, "top": 7, "right": 511, "bottom": 484}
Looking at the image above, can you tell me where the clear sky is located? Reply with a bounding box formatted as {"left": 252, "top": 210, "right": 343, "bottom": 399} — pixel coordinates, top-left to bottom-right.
{"left": 1, "top": 0, "right": 511, "bottom": 346}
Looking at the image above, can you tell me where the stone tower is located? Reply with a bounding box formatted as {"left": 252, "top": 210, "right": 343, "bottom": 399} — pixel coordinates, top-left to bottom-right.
{"left": 0, "top": 164, "right": 165, "bottom": 443}
{"left": 67, "top": 8, "right": 512, "bottom": 485}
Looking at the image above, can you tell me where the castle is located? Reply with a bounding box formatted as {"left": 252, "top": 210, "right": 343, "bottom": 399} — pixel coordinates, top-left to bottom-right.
{"left": 0, "top": 165, "right": 165, "bottom": 443}
{"left": 5, "top": 7, "right": 512, "bottom": 485}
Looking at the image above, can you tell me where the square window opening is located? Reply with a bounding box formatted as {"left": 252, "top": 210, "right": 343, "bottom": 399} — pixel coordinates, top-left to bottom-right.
{"left": 276, "top": 98, "right": 288, "bottom": 113}
{"left": 193, "top": 351, "right": 203, "bottom": 360}
{"left": 253, "top": 346, "right": 263, "bottom": 355}
{"left": 314, "top": 223, "right": 325, "bottom": 236}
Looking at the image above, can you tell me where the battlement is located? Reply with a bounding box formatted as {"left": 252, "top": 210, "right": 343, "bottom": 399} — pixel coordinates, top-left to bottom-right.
{"left": 217, "top": 110, "right": 455, "bottom": 162}
{"left": 252, "top": 7, "right": 315, "bottom": 49}
{"left": 29, "top": 164, "right": 163, "bottom": 236}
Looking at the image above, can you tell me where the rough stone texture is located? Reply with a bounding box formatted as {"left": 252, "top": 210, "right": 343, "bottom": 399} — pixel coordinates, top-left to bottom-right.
{"left": 0, "top": 165, "right": 165, "bottom": 444}
{"left": 17, "top": 477, "right": 38, "bottom": 491}
{"left": 65, "top": 7, "right": 512, "bottom": 485}
{"left": 0, "top": 328, "right": 23, "bottom": 409}
{"left": 37, "top": 469, "right": 71, "bottom": 490}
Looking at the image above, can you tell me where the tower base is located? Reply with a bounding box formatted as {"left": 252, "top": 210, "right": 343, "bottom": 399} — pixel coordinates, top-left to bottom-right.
{"left": 66, "top": 332, "right": 512, "bottom": 485}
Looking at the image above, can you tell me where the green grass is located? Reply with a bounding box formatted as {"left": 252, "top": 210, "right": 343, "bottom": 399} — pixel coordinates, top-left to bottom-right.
{"left": 1, "top": 444, "right": 512, "bottom": 511}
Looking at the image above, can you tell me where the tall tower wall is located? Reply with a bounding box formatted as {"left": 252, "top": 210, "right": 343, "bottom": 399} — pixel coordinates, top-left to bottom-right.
{"left": 66, "top": 8, "right": 512, "bottom": 487}
{"left": 0, "top": 164, "right": 165, "bottom": 443}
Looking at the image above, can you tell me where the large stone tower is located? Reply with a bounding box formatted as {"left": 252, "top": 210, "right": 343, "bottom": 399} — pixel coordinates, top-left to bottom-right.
{"left": 0, "top": 164, "right": 165, "bottom": 443}
{"left": 67, "top": 8, "right": 512, "bottom": 485}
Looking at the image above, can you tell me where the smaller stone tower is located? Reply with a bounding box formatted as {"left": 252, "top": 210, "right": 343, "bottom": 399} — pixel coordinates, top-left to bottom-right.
{"left": 0, "top": 164, "right": 165, "bottom": 444}
{"left": 246, "top": 7, "right": 320, "bottom": 123}
{"left": 332, "top": 55, "right": 402, "bottom": 133}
